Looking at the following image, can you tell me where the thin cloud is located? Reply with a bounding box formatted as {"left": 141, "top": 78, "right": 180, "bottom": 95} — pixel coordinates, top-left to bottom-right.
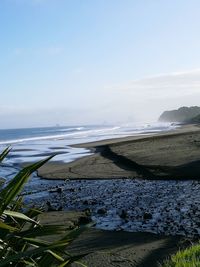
{"left": 45, "top": 45, "right": 64, "bottom": 56}
{"left": 12, "top": 45, "right": 64, "bottom": 56}
{"left": 111, "top": 69, "right": 200, "bottom": 98}
{"left": 11, "top": 0, "right": 48, "bottom": 5}
{"left": 95, "top": 69, "right": 200, "bottom": 123}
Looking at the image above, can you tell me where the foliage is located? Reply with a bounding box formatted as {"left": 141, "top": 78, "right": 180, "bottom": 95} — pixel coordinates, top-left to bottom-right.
{"left": 0, "top": 147, "right": 87, "bottom": 267}
{"left": 161, "top": 243, "right": 200, "bottom": 267}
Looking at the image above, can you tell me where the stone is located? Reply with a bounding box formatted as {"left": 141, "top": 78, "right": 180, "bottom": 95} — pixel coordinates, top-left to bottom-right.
{"left": 78, "top": 215, "right": 92, "bottom": 224}
{"left": 119, "top": 210, "right": 127, "bottom": 219}
{"left": 143, "top": 212, "right": 152, "bottom": 220}
{"left": 97, "top": 208, "right": 107, "bottom": 215}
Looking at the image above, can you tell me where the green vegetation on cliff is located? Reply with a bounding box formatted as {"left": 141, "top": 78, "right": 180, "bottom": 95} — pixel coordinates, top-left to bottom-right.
{"left": 162, "top": 243, "right": 200, "bottom": 267}
{"left": 187, "top": 114, "right": 200, "bottom": 124}
{"left": 159, "top": 106, "right": 200, "bottom": 123}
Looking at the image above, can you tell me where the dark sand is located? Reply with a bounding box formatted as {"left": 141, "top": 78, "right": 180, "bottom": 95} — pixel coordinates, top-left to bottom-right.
{"left": 40, "top": 211, "right": 186, "bottom": 267}
{"left": 36, "top": 125, "right": 200, "bottom": 266}
{"left": 38, "top": 124, "right": 200, "bottom": 180}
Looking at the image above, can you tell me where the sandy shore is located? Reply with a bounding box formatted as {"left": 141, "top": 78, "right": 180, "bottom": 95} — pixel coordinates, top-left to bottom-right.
{"left": 32, "top": 125, "right": 200, "bottom": 266}
{"left": 39, "top": 211, "right": 187, "bottom": 267}
{"left": 38, "top": 124, "right": 200, "bottom": 180}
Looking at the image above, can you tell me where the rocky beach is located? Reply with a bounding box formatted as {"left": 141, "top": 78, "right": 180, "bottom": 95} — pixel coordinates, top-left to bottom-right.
{"left": 2, "top": 123, "right": 200, "bottom": 266}
{"left": 33, "top": 124, "right": 200, "bottom": 238}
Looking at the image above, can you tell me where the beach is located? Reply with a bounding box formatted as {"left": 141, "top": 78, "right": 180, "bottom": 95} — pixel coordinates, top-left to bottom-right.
{"left": 2, "top": 123, "right": 200, "bottom": 266}
{"left": 40, "top": 211, "right": 185, "bottom": 267}
{"left": 38, "top": 124, "right": 200, "bottom": 180}
{"left": 26, "top": 123, "right": 200, "bottom": 267}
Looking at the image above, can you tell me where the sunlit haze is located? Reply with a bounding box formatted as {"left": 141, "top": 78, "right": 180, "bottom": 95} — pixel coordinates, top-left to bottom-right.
{"left": 1, "top": 0, "right": 200, "bottom": 128}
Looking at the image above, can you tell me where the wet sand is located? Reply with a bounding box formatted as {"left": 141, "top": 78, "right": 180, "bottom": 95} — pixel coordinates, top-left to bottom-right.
{"left": 38, "top": 124, "right": 200, "bottom": 180}
{"left": 70, "top": 229, "right": 184, "bottom": 267}
{"left": 40, "top": 211, "right": 186, "bottom": 267}
{"left": 34, "top": 124, "right": 200, "bottom": 266}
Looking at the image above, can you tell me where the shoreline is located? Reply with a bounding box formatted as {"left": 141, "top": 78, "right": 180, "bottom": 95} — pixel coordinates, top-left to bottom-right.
{"left": 20, "top": 123, "right": 200, "bottom": 240}
{"left": 38, "top": 124, "right": 200, "bottom": 180}
{"left": 39, "top": 211, "right": 187, "bottom": 267}
{"left": 21, "top": 124, "right": 200, "bottom": 266}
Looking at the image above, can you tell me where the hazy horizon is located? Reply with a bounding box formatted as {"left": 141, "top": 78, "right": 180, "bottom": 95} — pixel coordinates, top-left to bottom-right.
{"left": 1, "top": 0, "right": 200, "bottom": 128}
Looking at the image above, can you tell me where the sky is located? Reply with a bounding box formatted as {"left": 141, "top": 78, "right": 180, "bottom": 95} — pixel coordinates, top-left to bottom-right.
{"left": 1, "top": 0, "right": 200, "bottom": 128}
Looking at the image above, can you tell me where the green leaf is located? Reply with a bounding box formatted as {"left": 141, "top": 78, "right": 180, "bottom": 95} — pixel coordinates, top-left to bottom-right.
{"left": 0, "top": 155, "right": 55, "bottom": 214}
{"left": 74, "top": 262, "right": 88, "bottom": 267}
{"left": 46, "top": 250, "right": 65, "bottom": 262}
{"left": 3, "top": 210, "right": 39, "bottom": 225}
{"left": 0, "top": 246, "right": 49, "bottom": 266}
{"left": 0, "top": 238, "right": 76, "bottom": 266}
{"left": 58, "top": 260, "right": 70, "bottom": 267}
{"left": 22, "top": 237, "right": 51, "bottom": 247}
{"left": 18, "top": 224, "right": 66, "bottom": 238}
{"left": 59, "top": 224, "right": 92, "bottom": 243}
{"left": 0, "top": 221, "right": 17, "bottom": 232}
{"left": 20, "top": 259, "right": 37, "bottom": 267}
{"left": 0, "top": 147, "right": 11, "bottom": 163}
{"left": 0, "top": 150, "right": 88, "bottom": 267}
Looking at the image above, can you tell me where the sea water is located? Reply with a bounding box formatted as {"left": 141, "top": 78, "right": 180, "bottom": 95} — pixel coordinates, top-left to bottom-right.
{"left": 0, "top": 122, "right": 176, "bottom": 165}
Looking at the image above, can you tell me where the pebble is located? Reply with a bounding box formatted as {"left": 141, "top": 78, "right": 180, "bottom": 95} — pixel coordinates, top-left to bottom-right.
{"left": 24, "top": 178, "right": 200, "bottom": 237}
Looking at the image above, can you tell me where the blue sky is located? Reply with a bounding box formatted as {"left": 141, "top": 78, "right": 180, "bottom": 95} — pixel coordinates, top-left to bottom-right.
{"left": 1, "top": 0, "right": 200, "bottom": 128}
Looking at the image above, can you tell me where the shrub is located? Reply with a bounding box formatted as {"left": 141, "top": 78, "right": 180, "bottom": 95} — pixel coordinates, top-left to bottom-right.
{"left": 161, "top": 244, "right": 200, "bottom": 267}
{"left": 0, "top": 148, "right": 87, "bottom": 267}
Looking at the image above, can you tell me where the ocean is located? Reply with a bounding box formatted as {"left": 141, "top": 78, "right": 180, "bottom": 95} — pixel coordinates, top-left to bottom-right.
{"left": 0, "top": 122, "right": 176, "bottom": 165}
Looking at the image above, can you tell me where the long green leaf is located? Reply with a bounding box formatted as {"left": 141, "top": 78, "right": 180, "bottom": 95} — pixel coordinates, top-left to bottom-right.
{"left": 0, "top": 246, "right": 50, "bottom": 266}
{"left": 22, "top": 237, "right": 51, "bottom": 247}
{"left": 74, "top": 262, "right": 88, "bottom": 267}
{"left": 58, "top": 260, "right": 70, "bottom": 267}
{"left": 46, "top": 250, "right": 65, "bottom": 262}
{"left": 0, "top": 237, "right": 73, "bottom": 266}
{"left": 0, "top": 221, "right": 17, "bottom": 232}
{"left": 59, "top": 224, "right": 92, "bottom": 243}
{"left": 36, "top": 226, "right": 90, "bottom": 266}
{"left": 0, "top": 150, "right": 88, "bottom": 267}
{"left": 21, "top": 259, "right": 37, "bottom": 267}
{"left": 0, "top": 147, "right": 11, "bottom": 164}
{"left": 3, "top": 210, "right": 39, "bottom": 225}
{"left": 0, "top": 155, "right": 55, "bottom": 214}
{"left": 17, "top": 224, "right": 66, "bottom": 238}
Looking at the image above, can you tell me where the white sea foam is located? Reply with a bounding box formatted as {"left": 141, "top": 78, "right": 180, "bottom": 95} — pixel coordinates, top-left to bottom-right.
{"left": 0, "top": 122, "right": 178, "bottom": 165}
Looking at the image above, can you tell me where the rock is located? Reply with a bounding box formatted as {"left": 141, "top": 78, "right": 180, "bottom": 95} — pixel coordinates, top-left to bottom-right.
{"left": 97, "top": 208, "right": 107, "bottom": 215}
{"left": 84, "top": 208, "right": 91, "bottom": 216}
{"left": 46, "top": 201, "right": 56, "bottom": 212}
{"left": 78, "top": 215, "right": 91, "bottom": 224}
{"left": 91, "top": 200, "right": 98, "bottom": 205}
{"left": 143, "top": 212, "right": 152, "bottom": 220}
{"left": 56, "top": 187, "right": 62, "bottom": 193}
{"left": 119, "top": 210, "right": 127, "bottom": 219}
{"left": 69, "top": 188, "right": 75, "bottom": 192}
{"left": 48, "top": 187, "right": 62, "bottom": 193}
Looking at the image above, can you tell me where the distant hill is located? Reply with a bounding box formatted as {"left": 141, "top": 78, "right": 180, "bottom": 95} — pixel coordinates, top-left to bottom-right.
{"left": 187, "top": 114, "right": 200, "bottom": 123}
{"left": 159, "top": 106, "right": 200, "bottom": 123}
